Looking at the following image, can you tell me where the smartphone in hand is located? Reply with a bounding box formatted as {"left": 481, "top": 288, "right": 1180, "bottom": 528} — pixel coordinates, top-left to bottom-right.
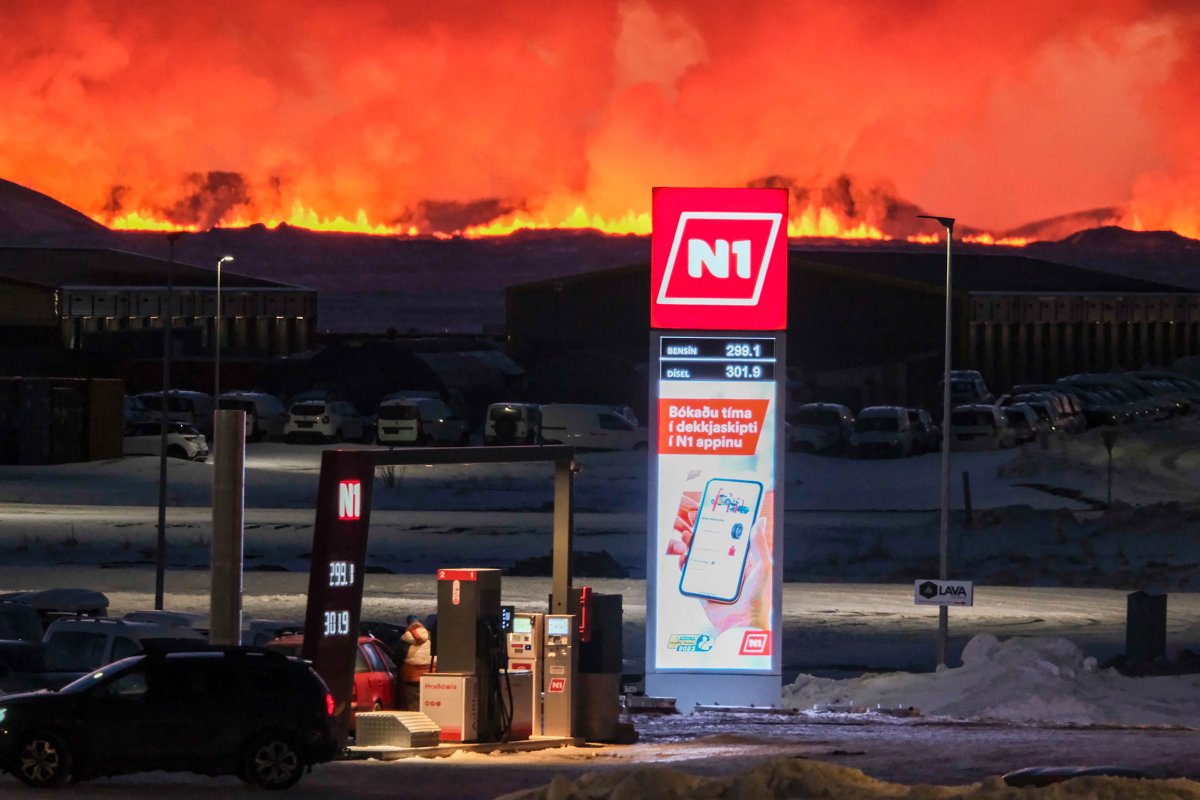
{"left": 679, "top": 478, "right": 763, "bottom": 603}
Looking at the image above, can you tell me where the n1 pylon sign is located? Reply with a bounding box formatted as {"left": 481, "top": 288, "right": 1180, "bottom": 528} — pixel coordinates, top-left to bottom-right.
{"left": 647, "top": 187, "right": 787, "bottom": 711}
{"left": 651, "top": 187, "right": 788, "bottom": 330}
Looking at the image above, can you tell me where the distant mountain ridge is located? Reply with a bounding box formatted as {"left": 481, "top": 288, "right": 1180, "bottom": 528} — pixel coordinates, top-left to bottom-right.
{"left": 0, "top": 178, "right": 111, "bottom": 242}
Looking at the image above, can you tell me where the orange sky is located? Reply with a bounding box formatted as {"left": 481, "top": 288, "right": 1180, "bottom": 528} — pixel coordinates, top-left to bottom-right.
{"left": 1, "top": 0, "right": 1197, "bottom": 238}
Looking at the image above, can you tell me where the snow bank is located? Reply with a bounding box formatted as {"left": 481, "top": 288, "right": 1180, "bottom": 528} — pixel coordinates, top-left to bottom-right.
{"left": 495, "top": 756, "right": 1200, "bottom": 799}
{"left": 784, "top": 634, "right": 1200, "bottom": 727}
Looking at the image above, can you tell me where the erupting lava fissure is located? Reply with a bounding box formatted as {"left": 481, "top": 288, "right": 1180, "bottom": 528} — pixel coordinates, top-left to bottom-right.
{"left": 3, "top": 2, "right": 1199, "bottom": 243}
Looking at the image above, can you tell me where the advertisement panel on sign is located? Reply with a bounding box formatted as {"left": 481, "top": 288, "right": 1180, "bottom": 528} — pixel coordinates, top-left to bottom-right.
{"left": 653, "top": 335, "right": 779, "bottom": 673}
{"left": 651, "top": 187, "right": 788, "bottom": 331}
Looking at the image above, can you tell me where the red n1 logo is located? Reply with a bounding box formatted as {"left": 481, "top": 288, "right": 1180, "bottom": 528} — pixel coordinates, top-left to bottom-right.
{"left": 658, "top": 212, "right": 782, "bottom": 306}
{"left": 738, "top": 630, "right": 771, "bottom": 656}
{"left": 338, "top": 480, "right": 361, "bottom": 520}
{"left": 548, "top": 677, "right": 566, "bottom": 693}
{"left": 651, "top": 187, "right": 788, "bottom": 330}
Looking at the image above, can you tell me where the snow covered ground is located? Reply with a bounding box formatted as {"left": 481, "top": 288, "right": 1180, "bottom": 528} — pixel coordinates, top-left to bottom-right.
{"left": 4, "top": 419, "right": 1200, "bottom": 795}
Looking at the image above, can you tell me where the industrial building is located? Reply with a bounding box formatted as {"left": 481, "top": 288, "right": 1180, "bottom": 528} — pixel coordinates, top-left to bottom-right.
{"left": 0, "top": 246, "right": 316, "bottom": 360}
{"left": 506, "top": 248, "right": 1200, "bottom": 412}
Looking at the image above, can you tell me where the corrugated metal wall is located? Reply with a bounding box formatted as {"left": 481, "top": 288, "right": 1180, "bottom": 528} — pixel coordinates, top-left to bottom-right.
{"left": 0, "top": 377, "right": 124, "bottom": 465}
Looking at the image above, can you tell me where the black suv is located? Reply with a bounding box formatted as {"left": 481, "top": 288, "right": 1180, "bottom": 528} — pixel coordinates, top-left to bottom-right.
{"left": 0, "top": 647, "right": 337, "bottom": 789}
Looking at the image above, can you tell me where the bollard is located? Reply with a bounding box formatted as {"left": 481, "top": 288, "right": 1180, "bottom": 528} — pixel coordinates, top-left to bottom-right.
{"left": 1126, "top": 590, "right": 1167, "bottom": 665}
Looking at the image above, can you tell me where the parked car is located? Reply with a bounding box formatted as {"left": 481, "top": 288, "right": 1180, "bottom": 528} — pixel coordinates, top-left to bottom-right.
{"left": 134, "top": 390, "right": 215, "bottom": 436}
{"left": 242, "top": 618, "right": 303, "bottom": 648}
{"left": 1011, "top": 394, "right": 1067, "bottom": 433}
{"left": 940, "top": 370, "right": 993, "bottom": 407}
{"left": 850, "top": 406, "right": 914, "bottom": 458}
{"left": 0, "top": 602, "right": 45, "bottom": 694}
{"left": 0, "top": 588, "right": 109, "bottom": 630}
{"left": 218, "top": 391, "right": 288, "bottom": 441}
{"left": 0, "top": 601, "right": 43, "bottom": 643}
{"left": 265, "top": 634, "right": 398, "bottom": 722}
{"left": 375, "top": 397, "right": 469, "bottom": 446}
{"left": 906, "top": 408, "right": 941, "bottom": 454}
{"left": 1006, "top": 403, "right": 1045, "bottom": 444}
{"left": 0, "top": 647, "right": 337, "bottom": 788}
{"left": 790, "top": 403, "right": 854, "bottom": 453}
{"left": 538, "top": 403, "right": 649, "bottom": 450}
{"left": 123, "top": 421, "right": 209, "bottom": 461}
{"left": 122, "top": 610, "right": 209, "bottom": 635}
{"left": 950, "top": 404, "right": 1018, "bottom": 450}
{"left": 484, "top": 402, "right": 542, "bottom": 445}
{"left": 122, "top": 395, "right": 151, "bottom": 433}
{"left": 37, "top": 617, "right": 207, "bottom": 690}
{"left": 1058, "top": 374, "right": 1174, "bottom": 421}
{"left": 0, "top": 642, "right": 44, "bottom": 695}
{"left": 283, "top": 400, "right": 366, "bottom": 443}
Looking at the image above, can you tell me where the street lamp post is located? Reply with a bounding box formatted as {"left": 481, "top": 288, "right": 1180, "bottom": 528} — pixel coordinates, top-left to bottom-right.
{"left": 214, "top": 256, "right": 234, "bottom": 413}
{"left": 156, "top": 232, "right": 183, "bottom": 610}
{"left": 917, "top": 213, "right": 955, "bottom": 667}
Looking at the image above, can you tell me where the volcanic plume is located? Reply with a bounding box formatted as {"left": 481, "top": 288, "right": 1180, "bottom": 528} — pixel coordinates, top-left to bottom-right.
{"left": 1, "top": 1, "right": 1197, "bottom": 240}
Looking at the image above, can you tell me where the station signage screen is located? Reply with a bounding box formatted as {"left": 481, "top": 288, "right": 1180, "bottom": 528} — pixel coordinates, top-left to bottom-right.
{"left": 652, "top": 334, "right": 781, "bottom": 672}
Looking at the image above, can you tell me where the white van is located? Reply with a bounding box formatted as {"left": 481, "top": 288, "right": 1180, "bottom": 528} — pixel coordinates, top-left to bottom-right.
{"left": 849, "top": 406, "right": 914, "bottom": 458}
{"left": 484, "top": 403, "right": 542, "bottom": 445}
{"left": 40, "top": 617, "right": 205, "bottom": 689}
{"left": 135, "top": 390, "right": 215, "bottom": 436}
{"left": 218, "top": 391, "right": 288, "bottom": 441}
{"left": 376, "top": 397, "right": 468, "bottom": 446}
{"left": 538, "top": 404, "right": 649, "bottom": 451}
{"left": 950, "top": 404, "right": 1018, "bottom": 450}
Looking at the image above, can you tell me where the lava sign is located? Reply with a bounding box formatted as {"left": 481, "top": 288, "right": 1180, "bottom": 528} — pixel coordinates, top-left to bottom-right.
{"left": 914, "top": 579, "right": 974, "bottom": 607}
{"left": 651, "top": 187, "right": 788, "bottom": 330}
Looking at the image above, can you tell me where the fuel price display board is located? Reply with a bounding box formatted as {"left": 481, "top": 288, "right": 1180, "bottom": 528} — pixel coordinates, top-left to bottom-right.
{"left": 302, "top": 450, "right": 375, "bottom": 747}
{"left": 660, "top": 336, "right": 776, "bottom": 382}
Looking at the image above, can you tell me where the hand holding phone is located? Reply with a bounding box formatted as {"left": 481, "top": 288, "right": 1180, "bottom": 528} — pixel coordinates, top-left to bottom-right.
{"left": 667, "top": 487, "right": 774, "bottom": 634}
{"left": 678, "top": 479, "right": 763, "bottom": 603}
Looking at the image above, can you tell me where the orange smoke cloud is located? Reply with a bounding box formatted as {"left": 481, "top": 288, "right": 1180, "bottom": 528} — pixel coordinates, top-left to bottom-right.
{"left": 0, "top": 1, "right": 1197, "bottom": 240}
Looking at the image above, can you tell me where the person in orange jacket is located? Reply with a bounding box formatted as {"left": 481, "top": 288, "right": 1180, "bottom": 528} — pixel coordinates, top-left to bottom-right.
{"left": 399, "top": 615, "right": 432, "bottom": 710}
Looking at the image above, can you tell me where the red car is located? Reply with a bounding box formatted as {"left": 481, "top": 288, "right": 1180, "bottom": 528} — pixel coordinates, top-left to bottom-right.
{"left": 266, "top": 634, "right": 399, "bottom": 720}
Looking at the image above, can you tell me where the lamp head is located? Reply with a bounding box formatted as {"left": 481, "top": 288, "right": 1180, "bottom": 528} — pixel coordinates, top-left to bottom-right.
{"left": 218, "top": 255, "right": 234, "bottom": 266}
{"left": 916, "top": 214, "right": 956, "bottom": 230}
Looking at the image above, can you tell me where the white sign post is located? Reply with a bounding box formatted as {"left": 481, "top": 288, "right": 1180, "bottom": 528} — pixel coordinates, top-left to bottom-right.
{"left": 914, "top": 579, "right": 974, "bottom": 607}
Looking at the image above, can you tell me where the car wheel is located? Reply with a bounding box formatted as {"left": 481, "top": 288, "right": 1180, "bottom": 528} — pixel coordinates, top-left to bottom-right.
{"left": 15, "top": 731, "right": 73, "bottom": 788}
{"left": 167, "top": 444, "right": 188, "bottom": 460}
{"left": 241, "top": 733, "right": 305, "bottom": 790}
{"left": 333, "top": 429, "right": 344, "bottom": 444}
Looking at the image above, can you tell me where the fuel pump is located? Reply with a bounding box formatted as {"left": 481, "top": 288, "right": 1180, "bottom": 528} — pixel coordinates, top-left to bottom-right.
{"left": 506, "top": 613, "right": 544, "bottom": 737}
{"left": 422, "top": 568, "right": 509, "bottom": 742}
{"left": 542, "top": 614, "right": 577, "bottom": 738}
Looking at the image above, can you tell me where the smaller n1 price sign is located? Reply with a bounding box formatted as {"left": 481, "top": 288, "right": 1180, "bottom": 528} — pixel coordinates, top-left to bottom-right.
{"left": 303, "top": 452, "right": 376, "bottom": 747}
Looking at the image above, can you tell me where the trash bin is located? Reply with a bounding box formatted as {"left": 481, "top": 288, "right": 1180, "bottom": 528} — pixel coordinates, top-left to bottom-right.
{"left": 1126, "top": 590, "right": 1167, "bottom": 664}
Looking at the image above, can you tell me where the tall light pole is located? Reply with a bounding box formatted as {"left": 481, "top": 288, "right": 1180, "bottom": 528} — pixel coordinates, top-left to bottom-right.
{"left": 156, "top": 232, "right": 184, "bottom": 610}
{"left": 917, "top": 213, "right": 955, "bottom": 667}
{"left": 214, "top": 256, "right": 234, "bottom": 413}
